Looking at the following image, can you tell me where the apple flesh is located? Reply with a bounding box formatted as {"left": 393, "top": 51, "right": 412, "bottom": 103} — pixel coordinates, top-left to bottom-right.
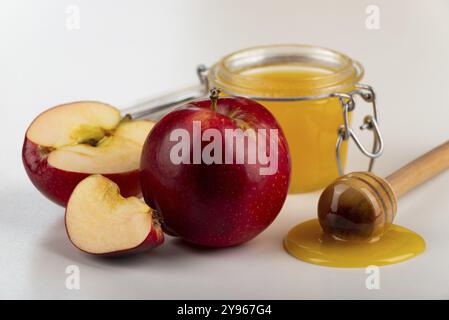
{"left": 140, "top": 94, "right": 291, "bottom": 247}
{"left": 22, "top": 101, "right": 154, "bottom": 206}
{"left": 65, "top": 175, "right": 164, "bottom": 255}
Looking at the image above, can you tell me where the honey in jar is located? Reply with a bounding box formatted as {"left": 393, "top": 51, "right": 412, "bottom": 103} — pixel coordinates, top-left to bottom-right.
{"left": 208, "top": 45, "right": 364, "bottom": 193}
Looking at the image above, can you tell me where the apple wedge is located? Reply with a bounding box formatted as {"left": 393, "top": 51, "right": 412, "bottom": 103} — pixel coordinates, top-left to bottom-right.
{"left": 65, "top": 175, "right": 164, "bottom": 255}
{"left": 22, "top": 101, "right": 154, "bottom": 206}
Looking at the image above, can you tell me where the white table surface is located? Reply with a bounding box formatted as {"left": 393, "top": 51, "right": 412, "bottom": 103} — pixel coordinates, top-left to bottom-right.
{"left": 1, "top": 0, "right": 449, "bottom": 299}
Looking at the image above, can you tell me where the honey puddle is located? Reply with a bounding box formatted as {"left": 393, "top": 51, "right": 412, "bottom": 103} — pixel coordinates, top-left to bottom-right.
{"left": 284, "top": 219, "right": 425, "bottom": 268}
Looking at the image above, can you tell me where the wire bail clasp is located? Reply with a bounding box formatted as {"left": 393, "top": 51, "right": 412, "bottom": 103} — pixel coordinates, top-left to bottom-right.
{"left": 334, "top": 84, "right": 384, "bottom": 176}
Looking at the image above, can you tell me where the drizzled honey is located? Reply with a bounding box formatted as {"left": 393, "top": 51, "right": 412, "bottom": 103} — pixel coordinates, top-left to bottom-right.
{"left": 284, "top": 219, "right": 425, "bottom": 268}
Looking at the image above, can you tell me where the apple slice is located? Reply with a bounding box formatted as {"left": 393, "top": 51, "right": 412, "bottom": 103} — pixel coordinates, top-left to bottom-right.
{"left": 65, "top": 175, "right": 164, "bottom": 255}
{"left": 22, "top": 101, "right": 155, "bottom": 206}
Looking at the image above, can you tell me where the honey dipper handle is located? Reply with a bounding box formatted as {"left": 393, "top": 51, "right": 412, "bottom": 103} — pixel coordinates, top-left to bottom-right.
{"left": 386, "top": 140, "right": 449, "bottom": 198}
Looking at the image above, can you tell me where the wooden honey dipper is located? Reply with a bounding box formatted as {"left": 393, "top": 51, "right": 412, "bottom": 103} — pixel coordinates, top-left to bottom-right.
{"left": 318, "top": 140, "right": 449, "bottom": 241}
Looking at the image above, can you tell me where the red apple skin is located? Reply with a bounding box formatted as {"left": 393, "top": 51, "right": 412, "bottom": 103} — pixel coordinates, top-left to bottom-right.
{"left": 140, "top": 96, "right": 291, "bottom": 247}
{"left": 22, "top": 137, "right": 142, "bottom": 207}
{"left": 64, "top": 212, "right": 164, "bottom": 256}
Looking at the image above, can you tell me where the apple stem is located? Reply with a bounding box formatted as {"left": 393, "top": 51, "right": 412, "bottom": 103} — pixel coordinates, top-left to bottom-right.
{"left": 209, "top": 87, "right": 221, "bottom": 112}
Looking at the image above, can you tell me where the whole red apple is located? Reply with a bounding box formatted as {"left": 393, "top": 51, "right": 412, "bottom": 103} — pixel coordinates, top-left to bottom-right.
{"left": 140, "top": 90, "right": 291, "bottom": 247}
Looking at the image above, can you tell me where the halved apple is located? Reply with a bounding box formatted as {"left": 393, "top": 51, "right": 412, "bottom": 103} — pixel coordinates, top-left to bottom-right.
{"left": 22, "top": 101, "right": 154, "bottom": 206}
{"left": 65, "top": 175, "right": 164, "bottom": 255}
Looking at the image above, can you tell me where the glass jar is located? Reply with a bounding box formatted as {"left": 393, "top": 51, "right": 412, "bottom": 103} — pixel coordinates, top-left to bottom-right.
{"left": 124, "top": 44, "right": 383, "bottom": 193}
{"left": 209, "top": 45, "right": 373, "bottom": 192}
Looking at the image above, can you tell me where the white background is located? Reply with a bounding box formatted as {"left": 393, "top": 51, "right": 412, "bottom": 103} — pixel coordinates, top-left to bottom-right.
{"left": 1, "top": 0, "right": 449, "bottom": 299}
